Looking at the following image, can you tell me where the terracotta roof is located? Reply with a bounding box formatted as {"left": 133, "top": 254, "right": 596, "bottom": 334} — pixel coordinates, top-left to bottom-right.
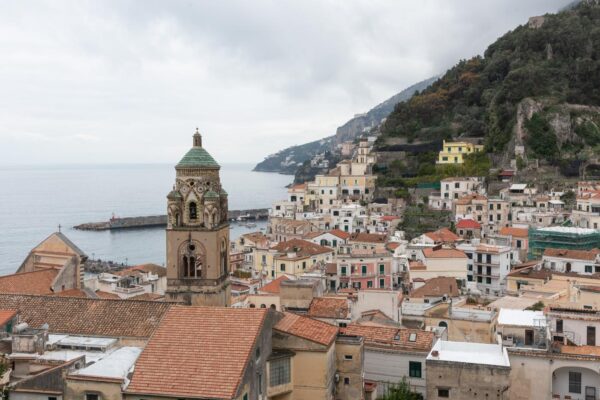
{"left": 544, "top": 248, "right": 600, "bottom": 261}
{"left": 95, "top": 290, "right": 121, "bottom": 299}
{"left": 424, "top": 228, "right": 460, "bottom": 243}
{"left": 307, "top": 297, "right": 349, "bottom": 319}
{"left": 116, "top": 264, "right": 167, "bottom": 277}
{"left": 52, "top": 288, "right": 121, "bottom": 300}
{"left": 271, "top": 239, "right": 333, "bottom": 259}
{"left": 260, "top": 276, "right": 290, "bottom": 294}
{"left": 128, "top": 293, "right": 164, "bottom": 301}
{"left": 386, "top": 242, "right": 401, "bottom": 251}
{"left": 303, "top": 231, "right": 325, "bottom": 239}
{"left": 381, "top": 215, "right": 400, "bottom": 222}
{"left": 126, "top": 306, "right": 268, "bottom": 399}
{"left": 0, "top": 269, "right": 59, "bottom": 295}
{"left": 0, "top": 310, "right": 16, "bottom": 326}
{"left": 274, "top": 312, "right": 338, "bottom": 346}
{"left": 329, "top": 229, "right": 351, "bottom": 240}
{"left": 499, "top": 227, "right": 529, "bottom": 238}
{"left": 0, "top": 294, "right": 171, "bottom": 338}
{"left": 349, "top": 232, "right": 387, "bottom": 244}
{"left": 507, "top": 265, "right": 551, "bottom": 280}
{"left": 456, "top": 219, "right": 481, "bottom": 229}
{"left": 411, "top": 277, "right": 459, "bottom": 298}
{"left": 342, "top": 324, "right": 434, "bottom": 352}
{"left": 422, "top": 247, "right": 467, "bottom": 259}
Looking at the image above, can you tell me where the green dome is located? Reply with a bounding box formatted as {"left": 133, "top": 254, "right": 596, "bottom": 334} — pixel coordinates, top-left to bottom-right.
{"left": 167, "top": 190, "right": 183, "bottom": 200}
{"left": 204, "top": 190, "right": 220, "bottom": 199}
{"left": 176, "top": 147, "right": 219, "bottom": 169}
{"left": 176, "top": 131, "right": 219, "bottom": 169}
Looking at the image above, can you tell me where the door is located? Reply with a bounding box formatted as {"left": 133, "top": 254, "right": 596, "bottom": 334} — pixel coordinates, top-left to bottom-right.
{"left": 588, "top": 326, "right": 596, "bottom": 346}
{"left": 585, "top": 386, "right": 596, "bottom": 400}
{"left": 525, "top": 329, "right": 534, "bottom": 346}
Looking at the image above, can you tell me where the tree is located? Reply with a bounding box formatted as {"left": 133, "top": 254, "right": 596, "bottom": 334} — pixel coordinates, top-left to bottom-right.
{"left": 379, "top": 378, "right": 423, "bottom": 400}
{"left": 526, "top": 301, "right": 545, "bottom": 311}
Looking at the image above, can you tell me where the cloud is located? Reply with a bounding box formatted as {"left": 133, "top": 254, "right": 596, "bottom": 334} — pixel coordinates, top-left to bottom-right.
{"left": 0, "top": 0, "right": 571, "bottom": 165}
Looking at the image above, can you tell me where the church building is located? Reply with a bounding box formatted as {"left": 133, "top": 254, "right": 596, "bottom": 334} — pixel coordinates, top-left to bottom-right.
{"left": 165, "top": 129, "right": 231, "bottom": 306}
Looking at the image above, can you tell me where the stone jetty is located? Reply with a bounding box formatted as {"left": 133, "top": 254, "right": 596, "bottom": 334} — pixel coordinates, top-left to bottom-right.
{"left": 74, "top": 208, "right": 269, "bottom": 231}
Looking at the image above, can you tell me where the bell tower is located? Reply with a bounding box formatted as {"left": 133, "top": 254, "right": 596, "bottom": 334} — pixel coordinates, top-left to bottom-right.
{"left": 165, "top": 129, "right": 230, "bottom": 306}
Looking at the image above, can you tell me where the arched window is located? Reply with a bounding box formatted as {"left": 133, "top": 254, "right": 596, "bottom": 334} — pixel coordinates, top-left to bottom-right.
{"left": 439, "top": 321, "right": 448, "bottom": 328}
{"left": 180, "top": 242, "right": 204, "bottom": 279}
{"left": 189, "top": 202, "right": 197, "bottom": 220}
{"left": 175, "top": 213, "right": 180, "bottom": 226}
{"left": 270, "top": 304, "right": 276, "bottom": 310}
{"left": 260, "top": 304, "right": 266, "bottom": 308}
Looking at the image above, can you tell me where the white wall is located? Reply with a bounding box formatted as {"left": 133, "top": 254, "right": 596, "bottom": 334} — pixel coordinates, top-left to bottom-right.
{"left": 364, "top": 348, "right": 427, "bottom": 398}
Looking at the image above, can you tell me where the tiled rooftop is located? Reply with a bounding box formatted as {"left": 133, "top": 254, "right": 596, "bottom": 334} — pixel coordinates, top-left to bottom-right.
{"left": 342, "top": 324, "right": 434, "bottom": 352}
{"left": 275, "top": 312, "right": 338, "bottom": 346}
{"left": 422, "top": 247, "right": 467, "bottom": 259}
{"left": 0, "top": 269, "right": 59, "bottom": 295}
{"left": 0, "top": 294, "right": 172, "bottom": 339}
{"left": 307, "top": 297, "right": 349, "bottom": 319}
{"left": 259, "top": 275, "right": 290, "bottom": 294}
{"left": 411, "top": 277, "right": 459, "bottom": 298}
{"left": 126, "top": 306, "right": 268, "bottom": 399}
{"left": 424, "top": 228, "right": 460, "bottom": 243}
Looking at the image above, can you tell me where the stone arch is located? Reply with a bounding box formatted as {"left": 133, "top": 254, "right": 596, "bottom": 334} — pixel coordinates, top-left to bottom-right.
{"left": 551, "top": 365, "right": 600, "bottom": 399}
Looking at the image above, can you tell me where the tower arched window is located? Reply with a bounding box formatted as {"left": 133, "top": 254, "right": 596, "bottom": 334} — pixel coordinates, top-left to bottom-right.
{"left": 180, "top": 242, "right": 204, "bottom": 278}
{"left": 189, "top": 202, "right": 197, "bottom": 220}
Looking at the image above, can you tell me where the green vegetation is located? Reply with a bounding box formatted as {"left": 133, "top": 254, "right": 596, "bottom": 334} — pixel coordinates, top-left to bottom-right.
{"left": 380, "top": 2, "right": 600, "bottom": 160}
{"left": 379, "top": 378, "right": 423, "bottom": 400}
{"left": 399, "top": 206, "right": 451, "bottom": 240}
{"left": 526, "top": 301, "right": 545, "bottom": 311}
{"left": 524, "top": 113, "right": 559, "bottom": 159}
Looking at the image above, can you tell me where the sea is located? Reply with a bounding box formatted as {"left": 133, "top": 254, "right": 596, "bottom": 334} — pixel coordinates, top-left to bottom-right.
{"left": 0, "top": 163, "right": 291, "bottom": 275}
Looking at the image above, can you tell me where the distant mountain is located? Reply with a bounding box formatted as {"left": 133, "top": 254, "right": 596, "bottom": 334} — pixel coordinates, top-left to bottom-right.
{"left": 253, "top": 77, "right": 438, "bottom": 175}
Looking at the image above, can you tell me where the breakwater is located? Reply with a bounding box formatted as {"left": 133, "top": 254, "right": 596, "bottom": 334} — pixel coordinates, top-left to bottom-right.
{"left": 74, "top": 208, "right": 269, "bottom": 231}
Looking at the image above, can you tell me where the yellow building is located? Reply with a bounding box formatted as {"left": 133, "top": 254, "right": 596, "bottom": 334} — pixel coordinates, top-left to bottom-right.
{"left": 437, "top": 140, "right": 484, "bottom": 164}
{"left": 254, "top": 239, "right": 334, "bottom": 279}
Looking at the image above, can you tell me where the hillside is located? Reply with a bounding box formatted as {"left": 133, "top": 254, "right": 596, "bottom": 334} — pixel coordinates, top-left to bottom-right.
{"left": 376, "top": 1, "right": 600, "bottom": 193}
{"left": 253, "top": 77, "right": 437, "bottom": 175}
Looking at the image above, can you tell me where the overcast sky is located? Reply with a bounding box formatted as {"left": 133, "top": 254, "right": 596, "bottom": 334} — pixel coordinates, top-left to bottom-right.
{"left": 0, "top": 0, "right": 570, "bottom": 165}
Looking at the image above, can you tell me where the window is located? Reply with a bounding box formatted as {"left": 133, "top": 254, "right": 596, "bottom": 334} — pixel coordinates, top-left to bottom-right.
{"left": 556, "top": 319, "right": 563, "bottom": 333}
{"left": 438, "top": 388, "right": 450, "bottom": 398}
{"left": 586, "top": 265, "right": 593, "bottom": 273}
{"left": 408, "top": 333, "right": 417, "bottom": 342}
{"left": 587, "top": 326, "right": 596, "bottom": 346}
{"left": 269, "top": 357, "right": 291, "bottom": 387}
{"left": 302, "top": 261, "right": 307, "bottom": 270}
{"left": 85, "top": 394, "right": 100, "bottom": 400}
{"left": 486, "top": 277, "right": 491, "bottom": 284}
{"left": 454, "top": 182, "right": 460, "bottom": 189}
{"left": 280, "top": 264, "right": 285, "bottom": 272}
{"left": 341, "top": 266, "right": 347, "bottom": 276}
{"left": 361, "top": 265, "right": 367, "bottom": 276}
{"left": 48, "top": 398, "right": 58, "bottom": 400}
{"left": 569, "top": 371, "right": 582, "bottom": 394}
{"left": 189, "top": 202, "right": 197, "bottom": 220}
{"left": 379, "top": 278, "right": 385, "bottom": 288}
{"left": 409, "top": 361, "right": 422, "bottom": 378}
{"left": 379, "top": 264, "right": 385, "bottom": 274}
{"left": 243, "top": 394, "right": 248, "bottom": 400}
{"left": 367, "top": 281, "right": 373, "bottom": 288}
{"left": 344, "top": 355, "right": 353, "bottom": 360}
